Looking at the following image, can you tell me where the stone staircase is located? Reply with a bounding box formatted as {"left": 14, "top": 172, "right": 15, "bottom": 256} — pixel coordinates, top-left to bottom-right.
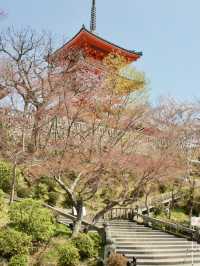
{"left": 54, "top": 206, "right": 200, "bottom": 265}
{"left": 108, "top": 220, "right": 200, "bottom": 265}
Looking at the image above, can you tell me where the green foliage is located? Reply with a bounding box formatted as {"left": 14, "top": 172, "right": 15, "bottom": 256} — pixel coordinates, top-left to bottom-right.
{"left": 88, "top": 232, "right": 102, "bottom": 257}
{"left": 0, "top": 161, "right": 23, "bottom": 193}
{"left": 39, "top": 237, "right": 69, "bottom": 266}
{"left": 158, "top": 183, "right": 167, "bottom": 193}
{"left": 33, "top": 176, "right": 60, "bottom": 205}
{"left": 0, "top": 228, "right": 32, "bottom": 258}
{"left": 33, "top": 183, "right": 49, "bottom": 201}
{"left": 0, "top": 189, "right": 5, "bottom": 217}
{"left": 39, "top": 176, "right": 58, "bottom": 192}
{"left": 48, "top": 191, "right": 59, "bottom": 206}
{"left": 9, "top": 199, "right": 56, "bottom": 242}
{"left": 87, "top": 259, "right": 101, "bottom": 266}
{"left": 0, "top": 161, "right": 12, "bottom": 192}
{"left": 16, "top": 186, "right": 31, "bottom": 198}
{"left": 169, "top": 208, "right": 189, "bottom": 224}
{"left": 192, "top": 197, "right": 200, "bottom": 216}
{"left": 153, "top": 203, "right": 164, "bottom": 216}
{"left": 58, "top": 242, "right": 80, "bottom": 266}
{"left": 39, "top": 248, "right": 59, "bottom": 266}
{"left": 72, "top": 233, "right": 94, "bottom": 259}
{"left": 0, "top": 189, "right": 8, "bottom": 226}
{"left": 86, "top": 258, "right": 104, "bottom": 266}
{"left": 54, "top": 224, "right": 72, "bottom": 238}
{"left": 62, "top": 194, "right": 73, "bottom": 208}
{"left": 8, "top": 255, "right": 28, "bottom": 266}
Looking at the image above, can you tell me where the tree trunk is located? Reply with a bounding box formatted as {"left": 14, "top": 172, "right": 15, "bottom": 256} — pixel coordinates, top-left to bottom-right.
{"left": 31, "top": 120, "right": 39, "bottom": 148}
{"left": 72, "top": 200, "right": 84, "bottom": 237}
{"left": 9, "top": 162, "right": 17, "bottom": 205}
{"left": 145, "top": 193, "right": 150, "bottom": 216}
{"left": 168, "top": 202, "right": 172, "bottom": 220}
{"left": 31, "top": 111, "right": 40, "bottom": 149}
{"left": 168, "top": 188, "right": 175, "bottom": 220}
{"left": 144, "top": 192, "right": 150, "bottom": 216}
{"left": 22, "top": 102, "right": 28, "bottom": 152}
{"left": 189, "top": 179, "right": 195, "bottom": 226}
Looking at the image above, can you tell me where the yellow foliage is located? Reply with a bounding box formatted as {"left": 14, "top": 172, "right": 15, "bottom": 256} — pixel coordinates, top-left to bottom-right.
{"left": 103, "top": 53, "right": 146, "bottom": 95}
{"left": 103, "top": 53, "right": 127, "bottom": 70}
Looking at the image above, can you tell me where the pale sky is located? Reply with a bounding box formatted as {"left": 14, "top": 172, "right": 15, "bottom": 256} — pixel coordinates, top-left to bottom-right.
{"left": 1, "top": 0, "right": 200, "bottom": 102}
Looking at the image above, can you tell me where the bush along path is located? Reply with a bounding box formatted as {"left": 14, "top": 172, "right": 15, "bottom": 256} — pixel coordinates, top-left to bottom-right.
{"left": 0, "top": 198, "right": 104, "bottom": 266}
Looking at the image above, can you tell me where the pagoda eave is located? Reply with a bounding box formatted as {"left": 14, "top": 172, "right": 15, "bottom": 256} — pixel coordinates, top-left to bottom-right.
{"left": 52, "top": 27, "right": 142, "bottom": 63}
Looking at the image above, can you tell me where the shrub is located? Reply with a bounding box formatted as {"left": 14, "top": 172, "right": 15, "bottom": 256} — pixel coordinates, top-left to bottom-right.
{"left": 87, "top": 258, "right": 105, "bottom": 266}
{"left": 158, "top": 183, "right": 167, "bottom": 193}
{"left": 88, "top": 232, "right": 102, "bottom": 256}
{"left": 0, "top": 257, "right": 8, "bottom": 265}
{"left": 0, "top": 228, "right": 32, "bottom": 258}
{"left": 86, "top": 258, "right": 102, "bottom": 266}
{"left": 8, "top": 255, "right": 28, "bottom": 266}
{"left": 0, "top": 189, "right": 5, "bottom": 217}
{"left": 33, "top": 183, "right": 49, "bottom": 201}
{"left": 0, "top": 161, "right": 17, "bottom": 193}
{"left": 58, "top": 242, "right": 80, "bottom": 266}
{"left": 16, "top": 186, "right": 31, "bottom": 198}
{"left": 0, "top": 161, "right": 23, "bottom": 193}
{"left": 62, "top": 195, "right": 73, "bottom": 208}
{"left": 9, "top": 199, "right": 56, "bottom": 242}
{"left": 0, "top": 161, "right": 12, "bottom": 192}
{"left": 107, "top": 253, "right": 127, "bottom": 266}
{"left": 48, "top": 191, "right": 59, "bottom": 206}
{"left": 153, "top": 203, "right": 164, "bottom": 216}
{"left": 39, "top": 237, "right": 71, "bottom": 266}
{"left": 72, "top": 233, "right": 94, "bottom": 259}
{"left": 54, "top": 224, "right": 72, "bottom": 238}
{"left": 39, "top": 176, "right": 58, "bottom": 192}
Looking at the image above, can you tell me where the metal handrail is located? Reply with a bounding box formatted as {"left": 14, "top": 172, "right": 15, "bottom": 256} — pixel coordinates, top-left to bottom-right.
{"left": 134, "top": 213, "right": 196, "bottom": 237}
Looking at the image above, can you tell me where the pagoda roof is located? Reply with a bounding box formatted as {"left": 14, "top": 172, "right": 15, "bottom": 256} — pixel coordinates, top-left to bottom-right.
{"left": 52, "top": 26, "right": 142, "bottom": 62}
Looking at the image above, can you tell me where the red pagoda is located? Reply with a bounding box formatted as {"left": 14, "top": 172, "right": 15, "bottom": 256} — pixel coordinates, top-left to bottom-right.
{"left": 52, "top": 0, "right": 142, "bottom": 65}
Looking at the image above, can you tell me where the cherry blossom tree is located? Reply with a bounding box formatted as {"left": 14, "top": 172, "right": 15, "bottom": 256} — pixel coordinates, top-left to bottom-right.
{"left": 150, "top": 98, "right": 200, "bottom": 222}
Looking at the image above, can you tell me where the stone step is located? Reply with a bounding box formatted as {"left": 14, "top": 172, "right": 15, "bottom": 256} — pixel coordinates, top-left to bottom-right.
{"left": 108, "top": 223, "right": 145, "bottom": 226}
{"left": 111, "top": 234, "right": 180, "bottom": 239}
{"left": 116, "top": 248, "right": 200, "bottom": 254}
{"left": 108, "top": 223, "right": 138, "bottom": 225}
{"left": 107, "top": 218, "right": 200, "bottom": 265}
{"left": 111, "top": 234, "right": 180, "bottom": 238}
{"left": 108, "top": 222, "right": 143, "bottom": 225}
{"left": 108, "top": 220, "right": 137, "bottom": 223}
{"left": 134, "top": 257, "right": 200, "bottom": 265}
{"left": 113, "top": 237, "right": 188, "bottom": 242}
{"left": 114, "top": 240, "right": 189, "bottom": 245}
{"left": 115, "top": 243, "right": 194, "bottom": 249}
{"left": 109, "top": 228, "right": 158, "bottom": 232}
{"left": 110, "top": 230, "right": 171, "bottom": 234}
{"left": 117, "top": 252, "right": 200, "bottom": 260}
{"left": 108, "top": 226, "right": 149, "bottom": 230}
